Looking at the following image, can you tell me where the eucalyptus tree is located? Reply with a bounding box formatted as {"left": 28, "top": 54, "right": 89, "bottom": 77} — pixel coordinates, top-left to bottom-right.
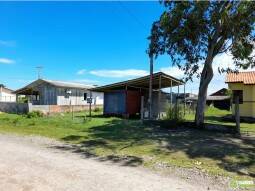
{"left": 148, "top": 1, "right": 255, "bottom": 127}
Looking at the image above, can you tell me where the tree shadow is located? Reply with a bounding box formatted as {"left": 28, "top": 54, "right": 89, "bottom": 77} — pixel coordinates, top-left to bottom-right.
{"left": 58, "top": 118, "right": 254, "bottom": 177}
{"left": 51, "top": 140, "right": 143, "bottom": 167}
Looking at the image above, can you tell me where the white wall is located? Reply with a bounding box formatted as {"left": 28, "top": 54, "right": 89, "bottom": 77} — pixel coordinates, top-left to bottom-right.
{"left": 56, "top": 87, "right": 103, "bottom": 106}
{"left": 0, "top": 91, "right": 16, "bottom": 102}
{"left": 92, "top": 92, "right": 104, "bottom": 105}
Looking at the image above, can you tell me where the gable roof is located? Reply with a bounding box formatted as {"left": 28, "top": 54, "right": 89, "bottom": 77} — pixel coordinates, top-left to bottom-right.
{"left": 14, "top": 79, "right": 95, "bottom": 94}
{"left": 42, "top": 79, "right": 94, "bottom": 89}
{"left": 210, "top": 88, "right": 229, "bottom": 96}
{"left": 226, "top": 71, "right": 255, "bottom": 85}
{"left": 0, "top": 84, "right": 14, "bottom": 93}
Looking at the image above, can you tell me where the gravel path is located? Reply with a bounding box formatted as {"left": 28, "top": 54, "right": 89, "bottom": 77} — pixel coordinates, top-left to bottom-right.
{"left": 0, "top": 134, "right": 223, "bottom": 191}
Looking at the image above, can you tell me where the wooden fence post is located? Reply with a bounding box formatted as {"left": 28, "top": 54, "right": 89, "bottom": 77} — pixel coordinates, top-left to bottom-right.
{"left": 235, "top": 95, "right": 240, "bottom": 135}
{"left": 140, "top": 96, "right": 144, "bottom": 120}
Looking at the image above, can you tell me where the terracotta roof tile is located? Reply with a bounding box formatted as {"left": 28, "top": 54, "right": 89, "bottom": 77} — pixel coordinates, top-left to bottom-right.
{"left": 226, "top": 71, "right": 255, "bottom": 85}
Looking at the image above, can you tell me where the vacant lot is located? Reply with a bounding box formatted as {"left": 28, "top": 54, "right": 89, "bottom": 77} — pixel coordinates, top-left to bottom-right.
{"left": 0, "top": 108, "right": 254, "bottom": 187}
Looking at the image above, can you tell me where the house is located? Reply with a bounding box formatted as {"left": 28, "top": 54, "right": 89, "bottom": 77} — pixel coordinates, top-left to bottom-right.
{"left": 0, "top": 84, "right": 16, "bottom": 102}
{"left": 226, "top": 71, "right": 255, "bottom": 118}
{"left": 207, "top": 88, "right": 231, "bottom": 110}
{"left": 185, "top": 88, "right": 230, "bottom": 110}
{"left": 91, "top": 72, "right": 184, "bottom": 118}
{"left": 14, "top": 79, "right": 103, "bottom": 106}
{"left": 210, "top": 88, "right": 229, "bottom": 96}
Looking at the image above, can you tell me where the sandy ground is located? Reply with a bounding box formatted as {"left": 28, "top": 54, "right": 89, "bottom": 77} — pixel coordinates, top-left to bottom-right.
{"left": 0, "top": 134, "right": 226, "bottom": 191}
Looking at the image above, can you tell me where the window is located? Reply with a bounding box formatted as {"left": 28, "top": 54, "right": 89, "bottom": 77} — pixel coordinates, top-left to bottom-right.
{"left": 84, "top": 93, "right": 87, "bottom": 101}
{"left": 232, "top": 90, "right": 243, "bottom": 104}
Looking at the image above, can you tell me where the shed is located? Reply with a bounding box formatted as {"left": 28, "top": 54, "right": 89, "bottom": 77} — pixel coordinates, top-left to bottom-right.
{"left": 91, "top": 72, "right": 184, "bottom": 118}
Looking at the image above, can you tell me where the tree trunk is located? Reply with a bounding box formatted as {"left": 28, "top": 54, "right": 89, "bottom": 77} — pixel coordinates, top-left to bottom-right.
{"left": 195, "top": 57, "right": 214, "bottom": 128}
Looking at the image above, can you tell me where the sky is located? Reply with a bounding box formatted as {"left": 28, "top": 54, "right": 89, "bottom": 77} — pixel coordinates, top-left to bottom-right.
{"left": 0, "top": 1, "right": 247, "bottom": 94}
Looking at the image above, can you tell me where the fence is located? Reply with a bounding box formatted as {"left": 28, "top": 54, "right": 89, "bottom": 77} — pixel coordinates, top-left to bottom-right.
{"left": 29, "top": 104, "right": 103, "bottom": 114}
{"left": 0, "top": 102, "right": 28, "bottom": 114}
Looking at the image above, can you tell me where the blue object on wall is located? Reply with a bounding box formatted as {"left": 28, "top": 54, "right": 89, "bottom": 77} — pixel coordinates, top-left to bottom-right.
{"left": 104, "top": 91, "right": 126, "bottom": 114}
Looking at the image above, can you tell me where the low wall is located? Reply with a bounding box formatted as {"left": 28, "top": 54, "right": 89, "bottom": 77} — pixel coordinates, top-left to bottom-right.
{"left": 0, "top": 103, "right": 102, "bottom": 114}
{"left": 0, "top": 102, "right": 28, "bottom": 114}
{"left": 29, "top": 104, "right": 103, "bottom": 114}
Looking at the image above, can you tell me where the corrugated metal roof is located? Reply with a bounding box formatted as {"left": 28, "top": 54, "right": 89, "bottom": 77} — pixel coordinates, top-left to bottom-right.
{"left": 226, "top": 71, "right": 255, "bottom": 85}
{"left": 42, "top": 79, "right": 94, "bottom": 89}
{"left": 186, "top": 96, "right": 230, "bottom": 101}
{"left": 14, "top": 79, "right": 95, "bottom": 94}
{"left": 0, "top": 84, "right": 14, "bottom": 92}
{"left": 91, "top": 72, "right": 184, "bottom": 92}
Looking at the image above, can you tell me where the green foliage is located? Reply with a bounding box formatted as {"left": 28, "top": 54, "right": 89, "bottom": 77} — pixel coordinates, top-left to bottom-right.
{"left": 18, "top": 96, "right": 28, "bottom": 103}
{"left": 26, "top": 111, "right": 44, "bottom": 118}
{"left": 165, "top": 104, "right": 184, "bottom": 122}
{"left": 93, "top": 107, "right": 102, "bottom": 112}
{"left": 148, "top": 1, "right": 255, "bottom": 80}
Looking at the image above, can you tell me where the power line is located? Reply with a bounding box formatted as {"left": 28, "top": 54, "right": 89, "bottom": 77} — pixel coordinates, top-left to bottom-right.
{"left": 117, "top": 1, "right": 148, "bottom": 32}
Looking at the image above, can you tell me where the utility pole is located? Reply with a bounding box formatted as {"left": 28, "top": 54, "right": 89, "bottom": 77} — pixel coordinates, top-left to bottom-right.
{"left": 36, "top": 66, "right": 43, "bottom": 79}
{"left": 149, "top": 55, "right": 153, "bottom": 119}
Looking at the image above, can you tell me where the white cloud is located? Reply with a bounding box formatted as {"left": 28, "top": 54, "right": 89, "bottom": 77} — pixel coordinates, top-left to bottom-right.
{"left": 0, "top": 58, "right": 15, "bottom": 64}
{"left": 73, "top": 79, "right": 99, "bottom": 84}
{"left": 0, "top": 40, "right": 16, "bottom": 47}
{"left": 160, "top": 66, "right": 185, "bottom": 78}
{"left": 76, "top": 69, "right": 86, "bottom": 75}
{"left": 90, "top": 69, "right": 149, "bottom": 78}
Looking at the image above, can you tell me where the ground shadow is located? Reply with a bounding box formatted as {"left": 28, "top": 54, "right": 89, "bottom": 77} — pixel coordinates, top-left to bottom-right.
{"left": 58, "top": 118, "right": 254, "bottom": 177}
{"left": 51, "top": 141, "right": 143, "bottom": 167}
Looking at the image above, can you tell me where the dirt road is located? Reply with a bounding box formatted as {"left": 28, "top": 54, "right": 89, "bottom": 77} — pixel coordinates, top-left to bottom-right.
{"left": 0, "top": 134, "right": 224, "bottom": 191}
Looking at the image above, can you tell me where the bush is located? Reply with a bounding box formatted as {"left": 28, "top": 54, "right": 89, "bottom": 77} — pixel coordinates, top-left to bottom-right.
{"left": 165, "top": 103, "right": 184, "bottom": 122}
{"left": 93, "top": 107, "right": 102, "bottom": 112}
{"left": 26, "top": 111, "right": 44, "bottom": 118}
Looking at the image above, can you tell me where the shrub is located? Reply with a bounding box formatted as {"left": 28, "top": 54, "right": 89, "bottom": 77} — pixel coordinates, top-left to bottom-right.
{"left": 165, "top": 103, "right": 184, "bottom": 122}
{"left": 26, "top": 111, "right": 44, "bottom": 118}
{"left": 93, "top": 107, "right": 102, "bottom": 112}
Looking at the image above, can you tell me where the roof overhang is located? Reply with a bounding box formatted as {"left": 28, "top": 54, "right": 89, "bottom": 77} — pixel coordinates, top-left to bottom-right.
{"left": 186, "top": 96, "right": 230, "bottom": 101}
{"left": 91, "top": 72, "right": 184, "bottom": 92}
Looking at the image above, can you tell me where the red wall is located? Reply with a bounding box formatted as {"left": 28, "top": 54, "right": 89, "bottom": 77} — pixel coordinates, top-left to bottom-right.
{"left": 126, "top": 90, "right": 141, "bottom": 115}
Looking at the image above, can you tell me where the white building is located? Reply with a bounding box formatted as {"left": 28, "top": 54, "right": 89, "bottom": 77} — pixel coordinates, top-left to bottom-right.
{"left": 14, "top": 79, "right": 103, "bottom": 106}
{"left": 0, "top": 84, "right": 16, "bottom": 102}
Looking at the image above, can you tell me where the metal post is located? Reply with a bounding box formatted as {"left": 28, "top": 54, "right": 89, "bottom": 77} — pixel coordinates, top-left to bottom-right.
{"left": 149, "top": 55, "right": 153, "bottom": 119}
{"left": 176, "top": 85, "right": 180, "bottom": 119}
{"left": 170, "top": 80, "right": 173, "bottom": 111}
{"left": 184, "top": 83, "right": 186, "bottom": 116}
{"left": 89, "top": 91, "right": 92, "bottom": 117}
{"left": 158, "top": 75, "right": 162, "bottom": 119}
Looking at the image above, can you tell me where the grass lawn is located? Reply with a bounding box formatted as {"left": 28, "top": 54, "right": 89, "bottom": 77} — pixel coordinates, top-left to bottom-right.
{"left": 0, "top": 108, "right": 254, "bottom": 181}
{"left": 185, "top": 107, "right": 255, "bottom": 134}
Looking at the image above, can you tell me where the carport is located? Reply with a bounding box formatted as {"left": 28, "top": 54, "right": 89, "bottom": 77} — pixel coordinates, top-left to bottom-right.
{"left": 91, "top": 72, "right": 184, "bottom": 119}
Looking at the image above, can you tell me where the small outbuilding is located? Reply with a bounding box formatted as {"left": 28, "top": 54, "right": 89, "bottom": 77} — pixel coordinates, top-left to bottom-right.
{"left": 91, "top": 72, "right": 184, "bottom": 118}
{"left": 226, "top": 71, "right": 255, "bottom": 118}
